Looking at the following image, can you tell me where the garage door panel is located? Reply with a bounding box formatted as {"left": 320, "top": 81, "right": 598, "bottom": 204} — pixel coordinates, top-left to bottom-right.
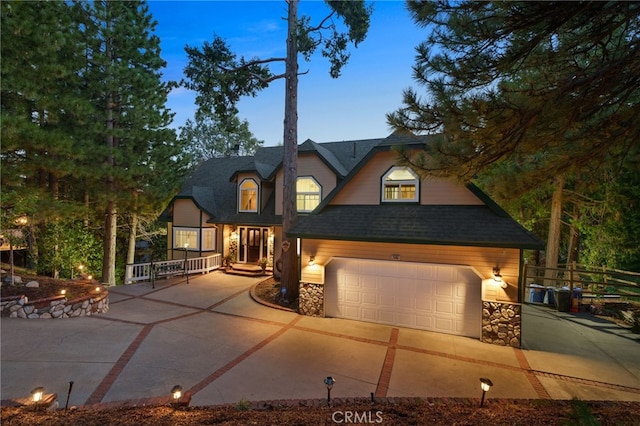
{"left": 326, "top": 258, "right": 481, "bottom": 338}
{"left": 435, "top": 300, "right": 454, "bottom": 315}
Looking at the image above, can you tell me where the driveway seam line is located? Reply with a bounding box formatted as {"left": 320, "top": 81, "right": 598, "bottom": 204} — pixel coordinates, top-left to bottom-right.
{"left": 514, "top": 348, "right": 551, "bottom": 399}
{"left": 374, "top": 328, "right": 399, "bottom": 398}
{"left": 187, "top": 316, "right": 302, "bottom": 397}
{"left": 84, "top": 323, "right": 155, "bottom": 405}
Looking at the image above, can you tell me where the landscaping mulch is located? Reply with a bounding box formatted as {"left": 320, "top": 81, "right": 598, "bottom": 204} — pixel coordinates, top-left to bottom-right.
{"left": 2, "top": 399, "right": 640, "bottom": 425}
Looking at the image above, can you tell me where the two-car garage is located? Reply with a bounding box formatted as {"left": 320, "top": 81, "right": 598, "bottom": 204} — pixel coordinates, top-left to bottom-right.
{"left": 324, "top": 258, "right": 482, "bottom": 338}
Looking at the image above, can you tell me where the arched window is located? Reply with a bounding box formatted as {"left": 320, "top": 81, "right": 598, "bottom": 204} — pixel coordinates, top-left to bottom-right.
{"left": 239, "top": 178, "right": 258, "bottom": 212}
{"left": 296, "top": 177, "right": 321, "bottom": 212}
{"left": 382, "top": 167, "right": 419, "bottom": 202}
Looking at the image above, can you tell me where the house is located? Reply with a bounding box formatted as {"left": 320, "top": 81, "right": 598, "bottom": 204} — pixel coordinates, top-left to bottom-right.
{"left": 161, "top": 132, "right": 543, "bottom": 347}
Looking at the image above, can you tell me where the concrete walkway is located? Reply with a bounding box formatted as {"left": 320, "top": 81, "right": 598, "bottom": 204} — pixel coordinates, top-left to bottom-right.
{"left": 2, "top": 271, "right": 639, "bottom": 408}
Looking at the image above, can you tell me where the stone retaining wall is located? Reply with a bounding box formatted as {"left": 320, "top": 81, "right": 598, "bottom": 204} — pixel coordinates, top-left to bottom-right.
{"left": 481, "top": 301, "right": 521, "bottom": 348}
{"left": 1, "top": 291, "right": 109, "bottom": 319}
{"left": 299, "top": 282, "right": 324, "bottom": 317}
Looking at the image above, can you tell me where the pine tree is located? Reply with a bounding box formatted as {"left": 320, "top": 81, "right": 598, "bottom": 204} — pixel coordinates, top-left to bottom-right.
{"left": 388, "top": 1, "right": 640, "bottom": 271}
{"left": 183, "top": 0, "right": 371, "bottom": 300}
{"left": 76, "top": 0, "right": 185, "bottom": 284}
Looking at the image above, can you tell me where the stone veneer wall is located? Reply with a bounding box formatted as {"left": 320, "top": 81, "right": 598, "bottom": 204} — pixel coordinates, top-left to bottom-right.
{"left": 299, "top": 283, "right": 324, "bottom": 317}
{"left": 481, "top": 301, "right": 521, "bottom": 348}
{"left": 1, "top": 292, "right": 109, "bottom": 319}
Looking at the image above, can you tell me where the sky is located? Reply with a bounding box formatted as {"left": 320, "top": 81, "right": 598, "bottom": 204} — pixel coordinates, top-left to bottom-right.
{"left": 146, "top": 0, "right": 427, "bottom": 146}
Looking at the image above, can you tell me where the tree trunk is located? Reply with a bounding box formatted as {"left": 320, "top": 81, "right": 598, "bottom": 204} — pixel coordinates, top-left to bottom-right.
{"left": 544, "top": 175, "right": 564, "bottom": 283}
{"left": 101, "top": 86, "right": 117, "bottom": 285}
{"left": 567, "top": 204, "right": 580, "bottom": 264}
{"left": 280, "top": 0, "right": 300, "bottom": 302}
{"left": 126, "top": 212, "right": 138, "bottom": 266}
{"left": 102, "top": 202, "right": 117, "bottom": 285}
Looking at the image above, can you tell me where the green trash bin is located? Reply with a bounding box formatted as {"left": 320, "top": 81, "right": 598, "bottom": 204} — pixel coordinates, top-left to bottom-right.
{"left": 554, "top": 288, "right": 571, "bottom": 312}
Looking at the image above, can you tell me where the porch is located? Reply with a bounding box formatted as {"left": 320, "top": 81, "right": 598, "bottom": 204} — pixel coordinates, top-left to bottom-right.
{"left": 125, "top": 254, "right": 223, "bottom": 284}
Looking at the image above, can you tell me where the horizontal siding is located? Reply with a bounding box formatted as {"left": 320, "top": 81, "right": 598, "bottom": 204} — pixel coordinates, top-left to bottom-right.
{"left": 275, "top": 155, "right": 339, "bottom": 215}
{"left": 301, "top": 239, "right": 521, "bottom": 303}
{"left": 330, "top": 151, "right": 484, "bottom": 205}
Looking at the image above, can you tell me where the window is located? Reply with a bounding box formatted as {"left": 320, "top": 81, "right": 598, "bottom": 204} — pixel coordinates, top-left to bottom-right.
{"left": 296, "top": 177, "right": 321, "bottom": 212}
{"left": 172, "top": 227, "right": 217, "bottom": 251}
{"left": 173, "top": 227, "right": 198, "bottom": 249}
{"left": 202, "top": 228, "right": 216, "bottom": 251}
{"left": 382, "top": 167, "right": 419, "bottom": 202}
{"left": 239, "top": 179, "right": 258, "bottom": 212}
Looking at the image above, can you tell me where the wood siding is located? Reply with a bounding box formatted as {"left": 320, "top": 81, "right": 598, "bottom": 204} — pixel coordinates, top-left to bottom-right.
{"left": 330, "top": 151, "right": 484, "bottom": 205}
{"left": 275, "top": 153, "right": 338, "bottom": 215}
{"left": 300, "top": 239, "right": 521, "bottom": 303}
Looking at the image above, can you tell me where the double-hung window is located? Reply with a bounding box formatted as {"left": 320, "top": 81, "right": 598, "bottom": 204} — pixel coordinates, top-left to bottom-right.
{"left": 382, "top": 167, "right": 419, "bottom": 202}
{"left": 296, "top": 177, "right": 321, "bottom": 212}
{"left": 173, "top": 227, "right": 217, "bottom": 251}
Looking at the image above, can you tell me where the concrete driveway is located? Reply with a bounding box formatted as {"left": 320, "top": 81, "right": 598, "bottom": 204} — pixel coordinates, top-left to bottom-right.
{"left": 2, "top": 271, "right": 639, "bottom": 408}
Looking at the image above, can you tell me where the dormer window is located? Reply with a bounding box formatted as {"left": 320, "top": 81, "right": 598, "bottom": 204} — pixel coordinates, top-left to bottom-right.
{"left": 239, "top": 178, "right": 258, "bottom": 212}
{"left": 297, "top": 176, "right": 321, "bottom": 212}
{"left": 382, "top": 167, "right": 419, "bottom": 202}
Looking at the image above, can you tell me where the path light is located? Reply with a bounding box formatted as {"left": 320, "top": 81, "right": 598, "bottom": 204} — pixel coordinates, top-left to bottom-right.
{"left": 479, "top": 378, "right": 493, "bottom": 407}
{"left": 60, "top": 289, "right": 67, "bottom": 296}
{"left": 171, "top": 385, "right": 183, "bottom": 402}
{"left": 183, "top": 242, "right": 190, "bottom": 284}
{"left": 324, "top": 376, "right": 336, "bottom": 406}
{"left": 31, "top": 387, "right": 44, "bottom": 403}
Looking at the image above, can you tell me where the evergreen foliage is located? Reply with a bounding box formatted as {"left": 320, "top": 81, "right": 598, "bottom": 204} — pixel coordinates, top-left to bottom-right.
{"left": 388, "top": 1, "right": 640, "bottom": 269}
{"left": 1, "top": 1, "right": 189, "bottom": 283}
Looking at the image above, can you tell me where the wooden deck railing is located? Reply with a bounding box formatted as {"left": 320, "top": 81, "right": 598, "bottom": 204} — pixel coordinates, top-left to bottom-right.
{"left": 125, "top": 254, "right": 223, "bottom": 284}
{"left": 522, "top": 262, "right": 640, "bottom": 304}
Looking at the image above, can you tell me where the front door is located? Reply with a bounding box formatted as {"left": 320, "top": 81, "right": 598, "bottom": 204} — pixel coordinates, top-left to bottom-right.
{"left": 239, "top": 227, "right": 262, "bottom": 263}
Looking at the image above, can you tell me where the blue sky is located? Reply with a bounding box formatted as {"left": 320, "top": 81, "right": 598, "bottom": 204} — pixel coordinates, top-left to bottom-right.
{"left": 147, "top": 1, "right": 426, "bottom": 146}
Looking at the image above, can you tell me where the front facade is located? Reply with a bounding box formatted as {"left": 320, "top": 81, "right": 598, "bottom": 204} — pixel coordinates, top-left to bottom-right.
{"left": 162, "top": 133, "right": 543, "bottom": 347}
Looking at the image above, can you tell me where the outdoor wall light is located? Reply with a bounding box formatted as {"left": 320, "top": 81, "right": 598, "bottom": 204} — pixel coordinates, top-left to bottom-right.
{"left": 309, "top": 256, "right": 315, "bottom": 266}
{"left": 31, "top": 387, "right": 44, "bottom": 403}
{"left": 324, "top": 376, "right": 336, "bottom": 405}
{"left": 479, "top": 377, "right": 493, "bottom": 407}
{"left": 492, "top": 267, "right": 502, "bottom": 282}
{"left": 171, "top": 385, "right": 183, "bottom": 401}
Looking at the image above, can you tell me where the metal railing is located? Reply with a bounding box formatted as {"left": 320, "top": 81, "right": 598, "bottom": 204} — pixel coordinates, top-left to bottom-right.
{"left": 125, "top": 254, "right": 223, "bottom": 284}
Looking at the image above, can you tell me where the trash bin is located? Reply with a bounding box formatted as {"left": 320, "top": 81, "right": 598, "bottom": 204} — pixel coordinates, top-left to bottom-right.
{"left": 529, "top": 284, "right": 545, "bottom": 303}
{"left": 545, "top": 287, "right": 556, "bottom": 306}
{"left": 571, "top": 288, "right": 582, "bottom": 312}
{"left": 554, "top": 288, "right": 571, "bottom": 312}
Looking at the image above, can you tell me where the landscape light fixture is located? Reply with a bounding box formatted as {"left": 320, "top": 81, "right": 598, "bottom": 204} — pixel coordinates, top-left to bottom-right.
{"left": 171, "top": 385, "right": 183, "bottom": 402}
{"left": 324, "top": 376, "right": 336, "bottom": 405}
{"left": 31, "top": 387, "right": 44, "bottom": 403}
{"left": 479, "top": 378, "right": 493, "bottom": 407}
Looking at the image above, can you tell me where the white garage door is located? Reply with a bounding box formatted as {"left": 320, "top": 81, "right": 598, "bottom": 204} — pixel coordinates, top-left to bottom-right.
{"left": 325, "top": 258, "right": 481, "bottom": 338}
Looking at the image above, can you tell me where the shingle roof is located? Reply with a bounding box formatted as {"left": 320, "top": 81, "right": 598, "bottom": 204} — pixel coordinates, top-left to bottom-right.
{"left": 162, "top": 134, "right": 544, "bottom": 249}
{"left": 289, "top": 204, "right": 544, "bottom": 249}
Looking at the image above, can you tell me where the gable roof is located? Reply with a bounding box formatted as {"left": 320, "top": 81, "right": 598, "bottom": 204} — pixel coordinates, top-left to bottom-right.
{"left": 288, "top": 204, "right": 543, "bottom": 249}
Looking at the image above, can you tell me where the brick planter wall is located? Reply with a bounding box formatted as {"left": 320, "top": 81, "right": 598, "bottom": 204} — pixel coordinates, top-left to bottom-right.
{"left": 1, "top": 291, "right": 109, "bottom": 319}
{"left": 481, "top": 301, "right": 521, "bottom": 348}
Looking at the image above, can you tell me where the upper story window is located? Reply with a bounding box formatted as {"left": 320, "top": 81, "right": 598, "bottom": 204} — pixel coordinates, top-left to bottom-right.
{"left": 382, "top": 167, "right": 419, "bottom": 202}
{"left": 297, "top": 177, "right": 321, "bottom": 212}
{"left": 239, "top": 178, "right": 258, "bottom": 212}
